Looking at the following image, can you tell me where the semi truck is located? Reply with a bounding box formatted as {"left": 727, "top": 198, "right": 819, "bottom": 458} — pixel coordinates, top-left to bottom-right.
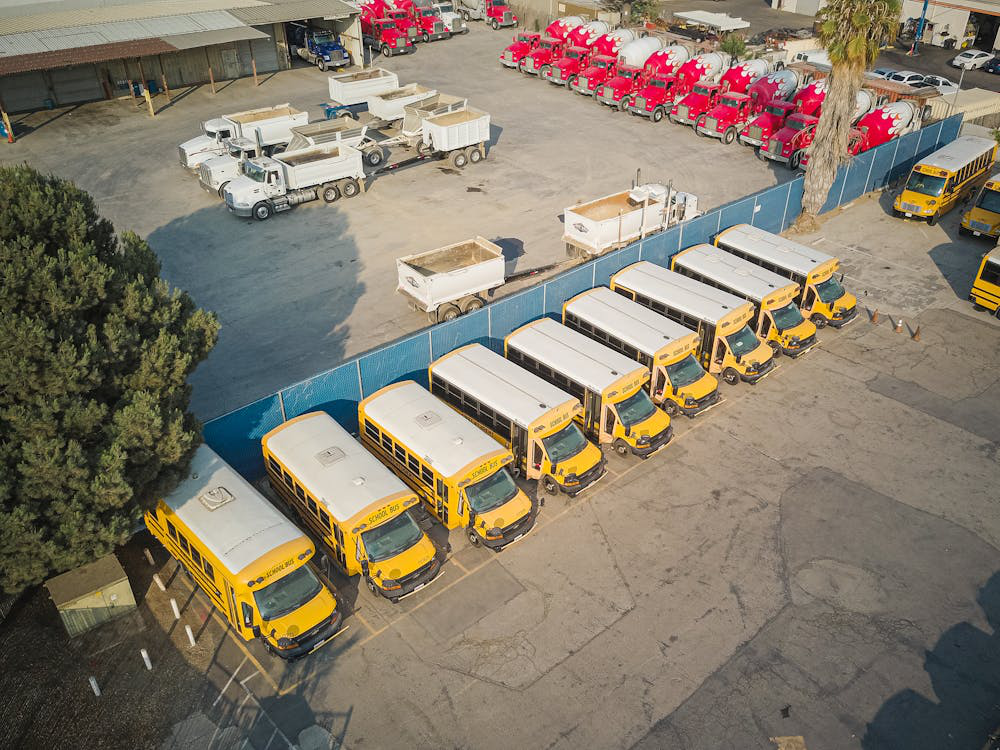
{"left": 178, "top": 104, "right": 308, "bottom": 169}
{"left": 290, "top": 27, "right": 352, "bottom": 71}
{"left": 625, "top": 45, "right": 693, "bottom": 120}
{"left": 360, "top": 10, "right": 415, "bottom": 56}
{"left": 457, "top": 0, "right": 517, "bottom": 29}
{"left": 501, "top": 31, "right": 542, "bottom": 68}
{"left": 429, "top": 1, "right": 468, "bottom": 34}
{"left": 395, "top": 0, "right": 449, "bottom": 42}
{"left": 596, "top": 37, "right": 664, "bottom": 110}
{"left": 668, "top": 53, "right": 732, "bottom": 126}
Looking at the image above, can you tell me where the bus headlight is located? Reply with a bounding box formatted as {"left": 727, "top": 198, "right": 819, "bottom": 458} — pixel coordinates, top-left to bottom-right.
{"left": 684, "top": 397, "right": 697, "bottom": 406}
{"left": 486, "top": 527, "right": 503, "bottom": 540}
{"left": 276, "top": 637, "right": 295, "bottom": 650}
{"left": 381, "top": 578, "right": 401, "bottom": 591}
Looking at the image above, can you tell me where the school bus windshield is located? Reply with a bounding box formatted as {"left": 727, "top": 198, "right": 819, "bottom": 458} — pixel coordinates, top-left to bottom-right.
{"left": 726, "top": 325, "right": 759, "bottom": 356}
{"left": 815, "top": 275, "right": 846, "bottom": 304}
{"left": 466, "top": 469, "right": 518, "bottom": 513}
{"left": 542, "top": 422, "right": 588, "bottom": 463}
{"left": 771, "top": 302, "right": 806, "bottom": 331}
{"left": 362, "top": 512, "right": 423, "bottom": 562}
{"left": 615, "top": 389, "right": 657, "bottom": 428}
{"left": 906, "top": 171, "right": 946, "bottom": 197}
{"left": 253, "top": 565, "right": 323, "bottom": 620}
{"left": 977, "top": 187, "right": 1000, "bottom": 213}
{"left": 665, "top": 354, "right": 704, "bottom": 388}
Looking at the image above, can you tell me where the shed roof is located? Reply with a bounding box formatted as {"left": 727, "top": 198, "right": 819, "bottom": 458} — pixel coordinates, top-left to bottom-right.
{"left": 45, "top": 553, "right": 128, "bottom": 608}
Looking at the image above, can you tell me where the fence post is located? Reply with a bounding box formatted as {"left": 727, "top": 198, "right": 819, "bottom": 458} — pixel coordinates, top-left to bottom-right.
{"left": 277, "top": 390, "right": 287, "bottom": 422}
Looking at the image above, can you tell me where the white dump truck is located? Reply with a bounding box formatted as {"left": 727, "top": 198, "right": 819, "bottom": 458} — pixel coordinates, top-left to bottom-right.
{"left": 429, "top": 0, "right": 469, "bottom": 34}
{"left": 178, "top": 104, "right": 308, "bottom": 169}
{"left": 563, "top": 183, "right": 700, "bottom": 258}
{"left": 223, "top": 143, "right": 366, "bottom": 220}
{"left": 367, "top": 84, "right": 438, "bottom": 121}
{"left": 397, "top": 237, "right": 505, "bottom": 322}
{"left": 198, "top": 138, "right": 266, "bottom": 197}
{"left": 328, "top": 68, "right": 400, "bottom": 105}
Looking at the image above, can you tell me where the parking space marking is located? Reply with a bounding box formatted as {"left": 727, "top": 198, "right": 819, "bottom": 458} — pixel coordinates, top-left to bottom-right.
{"left": 448, "top": 555, "right": 470, "bottom": 574}
{"left": 213, "top": 656, "right": 247, "bottom": 707}
{"left": 353, "top": 610, "right": 378, "bottom": 636}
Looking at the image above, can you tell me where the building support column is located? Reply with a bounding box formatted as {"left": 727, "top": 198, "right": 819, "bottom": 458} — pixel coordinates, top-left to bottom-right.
{"left": 250, "top": 42, "right": 259, "bottom": 86}
{"left": 205, "top": 48, "right": 217, "bottom": 93}
{"left": 158, "top": 55, "right": 172, "bottom": 102}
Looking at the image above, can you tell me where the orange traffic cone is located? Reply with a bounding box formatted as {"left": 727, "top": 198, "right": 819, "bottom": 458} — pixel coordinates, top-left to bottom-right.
{"left": 871, "top": 308, "right": 880, "bottom": 324}
{"left": 912, "top": 326, "right": 921, "bottom": 342}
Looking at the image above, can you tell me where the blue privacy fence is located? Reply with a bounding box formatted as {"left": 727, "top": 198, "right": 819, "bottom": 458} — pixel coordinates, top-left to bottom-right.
{"left": 205, "top": 115, "right": 963, "bottom": 479}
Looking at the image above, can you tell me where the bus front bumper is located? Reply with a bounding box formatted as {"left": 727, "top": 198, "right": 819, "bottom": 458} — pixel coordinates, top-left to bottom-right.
{"left": 828, "top": 305, "right": 858, "bottom": 328}
{"left": 557, "top": 459, "right": 607, "bottom": 496}
{"left": 374, "top": 556, "right": 442, "bottom": 602}
{"left": 482, "top": 507, "right": 537, "bottom": 550}
{"left": 275, "top": 609, "right": 344, "bottom": 661}
{"left": 782, "top": 334, "right": 817, "bottom": 358}
{"left": 633, "top": 425, "right": 673, "bottom": 458}
{"left": 742, "top": 358, "right": 776, "bottom": 383}
{"left": 679, "top": 389, "right": 722, "bottom": 417}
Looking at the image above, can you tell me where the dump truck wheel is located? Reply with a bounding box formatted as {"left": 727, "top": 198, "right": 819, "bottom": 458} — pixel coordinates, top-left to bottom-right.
{"left": 440, "top": 303, "right": 461, "bottom": 321}
{"left": 340, "top": 178, "right": 360, "bottom": 198}
{"left": 364, "top": 147, "right": 384, "bottom": 166}
{"left": 321, "top": 183, "right": 341, "bottom": 203}
{"left": 252, "top": 202, "right": 272, "bottom": 221}
{"left": 463, "top": 296, "right": 484, "bottom": 313}
{"left": 451, "top": 150, "right": 468, "bottom": 168}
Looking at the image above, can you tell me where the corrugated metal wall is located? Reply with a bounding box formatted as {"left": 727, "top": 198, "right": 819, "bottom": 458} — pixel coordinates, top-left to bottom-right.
{"left": 204, "top": 115, "right": 964, "bottom": 480}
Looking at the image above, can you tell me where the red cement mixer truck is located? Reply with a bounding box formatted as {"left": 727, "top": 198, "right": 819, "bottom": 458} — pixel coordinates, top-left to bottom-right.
{"left": 546, "top": 28, "right": 637, "bottom": 86}
{"left": 500, "top": 16, "right": 581, "bottom": 69}
{"left": 802, "top": 100, "right": 923, "bottom": 167}
{"left": 596, "top": 37, "right": 665, "bottom": 109}
{"left": 522, "top": 19, "right": 605, "bottom": 77}
{"left": 762, "top": 89, "right": 876, "bottom": 169}
{"left": 739, "top": 74, "right": 825, "bottom": 151}
{"left": 625, "top": 45, "right": 693, "bottom": 121}
{"left": 668, "top": 52, "right": 732, "bottom": 126}
{"left": 695, "top": 63, "right": 799, "bottom": 145}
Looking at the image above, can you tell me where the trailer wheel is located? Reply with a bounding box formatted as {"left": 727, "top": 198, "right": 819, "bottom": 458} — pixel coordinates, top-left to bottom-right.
{"left": 321, "top": 183, "right": 341, "bottom": 203}
{"left": 440, "top": 303, "right": 461, "bottom": 321}
{"left": 381, "top": 43, "right": 391, "bottom": 57}
{"left": 252, "top": 202, "right": 272, "bottom": 221}
{"left": 722, "top": 127, "right": 738, "bottom": 145}
{"left": 652, "top": 106, "right": 665, "bottom": 123}
{"left": 451, "top": 150, "right": 469, "bottom": 168}
{"left": 364, "top": 146, "right": 384, "bottom": 166}
{"left": 462, "top": 296, "right": 484, "bottom": 313}
{"left": 340, "top": 178, "right": 361, "bottom": 198}
{"left": 466, "top": 146, "right": 482, "bottom": 164}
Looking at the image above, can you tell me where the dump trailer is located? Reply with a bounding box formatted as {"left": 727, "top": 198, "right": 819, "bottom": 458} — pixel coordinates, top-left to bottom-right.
{"left": 285, "top": 119, "right": 385, "bottom": 166}
{"left": 328, "top": 68, "right": 400, "bottom": 105}
{"left": 563, "top": 183, "right": 699, "bottom": 258}
{"left": 224, "top": 143, "right": 366, "bottom": 220}
{"left": 369, "top": 101, "right": 490, "bottom": 172}
{"left": 397, "top": 237, "right": 505, "bottom": 321}
{"left": 367, "top": 84, "right": 438, "bottom": 121}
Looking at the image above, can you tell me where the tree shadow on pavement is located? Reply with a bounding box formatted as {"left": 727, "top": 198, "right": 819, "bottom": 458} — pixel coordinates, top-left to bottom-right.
{"left": 862, "top": 571, "right": 1000, "bottom": 750}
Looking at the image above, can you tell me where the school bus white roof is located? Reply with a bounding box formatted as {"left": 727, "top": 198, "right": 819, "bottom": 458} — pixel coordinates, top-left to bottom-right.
{"left": 918, "top": 135, "right": 995, "bottom": 172}
{"left": 715, "top": 224, "right": 837, "bottom": 279}
{"left": 361, "top": 381, "right": 507, "bottom": 479}
{"left": 506, "top": 317, "right": 646, "bottom": 393}
{"left": 612, "top": 261, "right": 750, "bottom": 323}
{"left": 431, "top": 344, "right": 577, "bottom": 430}
{"left": 263, "top": 412, "right": 412, "bottom": 524}
{"left": 674, "top": 244, "right": 798, "bottom": 304}
{"left": 163, "top": 445, "right": 303, "bottom": 577}
{"left": 565, "top": 286, "right": 696, "bottom": 357}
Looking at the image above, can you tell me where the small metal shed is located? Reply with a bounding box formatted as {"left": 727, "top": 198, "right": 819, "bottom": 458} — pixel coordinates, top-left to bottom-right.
{"left": 44, "top": 553, "right": 136, "bottom": 638}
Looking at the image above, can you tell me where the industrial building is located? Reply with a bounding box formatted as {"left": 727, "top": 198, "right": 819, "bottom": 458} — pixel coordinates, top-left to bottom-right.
{"left": 0, "top": 0, "right": 361, "bottom": 115}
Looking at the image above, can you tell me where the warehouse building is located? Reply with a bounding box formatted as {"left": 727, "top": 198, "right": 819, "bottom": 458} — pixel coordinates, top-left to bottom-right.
{"left": 0, "top": 0, "right": 361, "bottom": 115}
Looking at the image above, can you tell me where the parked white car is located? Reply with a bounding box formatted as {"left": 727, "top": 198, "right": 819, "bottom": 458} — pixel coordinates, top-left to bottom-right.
{"left": 921, "top": 74, "right": 959, "bottom": 95}
{"left": 888, "top": 70, "right": 925, "bottom": 86}
{"left": 950, "top": 50, "right": 994, "bottom": 69}
{"left": 872, "top": 67, "right": 897, "bottom": 79}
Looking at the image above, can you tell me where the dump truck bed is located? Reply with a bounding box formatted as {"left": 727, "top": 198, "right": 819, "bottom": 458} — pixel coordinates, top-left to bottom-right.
{"left": 397, "top": 237, "right": 505, "bottom": 312}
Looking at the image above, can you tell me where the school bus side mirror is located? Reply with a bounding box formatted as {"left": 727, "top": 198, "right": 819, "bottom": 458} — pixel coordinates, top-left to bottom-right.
{"left": 241, "top": 602, "right": 254, "bottom": 628}
{"left": 251, "top": 625, "right": 262, "bottom": 638}
{"left": 361, "top": 559, "right": 370, "bottom": 576}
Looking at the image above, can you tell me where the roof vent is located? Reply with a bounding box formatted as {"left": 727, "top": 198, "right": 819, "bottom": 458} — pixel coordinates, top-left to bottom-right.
{"left": 538, "top": 403, "right": 547, "bottom": 409}
{"left": 453, "top": 437, "right": 464, "bottom": 446}
{"left": 199, "top": 486, "right": 234, "bottom": 511}
{"left": 352, "top": 476, "right": 366, "bottom": 486}
{"left": 415, "top": 411, "right": 441, "bottom": 428}
{"left": 316, "top": 446, "right": 346, "bottom": 466}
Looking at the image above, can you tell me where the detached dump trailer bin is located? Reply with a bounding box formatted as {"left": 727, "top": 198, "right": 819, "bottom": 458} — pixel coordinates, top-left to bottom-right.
{"left": 422, "top": 106, "right": 490, "bottom": 155}
{"left": 399, "top": 94, "right": 468, "bottom": 137}
{"left": 44, "top": 554, "right": 136, "bottom": 638}
{"left": 328, "top": 68, "right": 400, "bottom": 104}
{"left": 397, "top": 236, "right": 505, "bottom": 322}
{"left": 564, "top": 184, "right": 668, "bottom": 258}
{"left": 367, "top": 84, "right": 438, "bottom": 121}
{"left": 224, "top": 105, "right": 308, "bottom": 146}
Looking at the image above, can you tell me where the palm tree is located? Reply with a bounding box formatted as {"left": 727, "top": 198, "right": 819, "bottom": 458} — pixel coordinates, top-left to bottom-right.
{"left": 798, "top": 0, "right": 901, "bottom": 225}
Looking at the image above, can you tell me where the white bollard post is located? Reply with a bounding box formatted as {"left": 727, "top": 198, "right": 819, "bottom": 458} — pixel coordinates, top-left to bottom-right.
{"left": 140, "top": 648, "right": 152, "bottom": 671}
{"left": 89, "top": 676, "right": 101, "bottom": 697}
{"left": 185, "top": 624, "right": 196, "bottom": 648}
{"left": 170, "top": 598, "right": 180, "bottom": 620}
{"left": 144, "top": 548, "right": 155, "bottom": 566}
{"left": 152, "top": 574, "right": 166, "bottom": 592}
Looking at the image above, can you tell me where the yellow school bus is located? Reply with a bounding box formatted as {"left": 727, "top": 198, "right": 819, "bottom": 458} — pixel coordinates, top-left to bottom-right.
{"left": 611, "top": 261, "right": 776, "bottom": 386}
{"left": 145, "top": 445, "right": 342, "bottom": 659}
{"left": 563, "top": 286, "right": 720, "bottom": 417}
{"left": 359, "top": 381, "right": 536, "bottom": 550}
{"left": 429, "top": 343, "right": 606, "bottom": 498}
{"left": 894, "top": 136, "right": 996, "bottom": 226}
{"left": 961, "top": 172, "right": 1000, "bottom": 240}
{"left": 505, "top": 317, "right": 673, "bottom": 458}
{"left": 262, "top": 412, "right": 442, "bottom": 603}
{"left": 971, "top": 245, "right": 1000, "bottom": 314}
{"left": 672, "top": 244, "right": 818, "bottom": 358}
{"left": 714, "top": 223, "right": 858, "bottom": 329}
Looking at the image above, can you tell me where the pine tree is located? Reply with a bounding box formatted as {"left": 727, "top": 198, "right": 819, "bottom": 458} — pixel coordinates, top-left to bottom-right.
{"left": 0, "top": 165, "right": 219, "bottom": 594}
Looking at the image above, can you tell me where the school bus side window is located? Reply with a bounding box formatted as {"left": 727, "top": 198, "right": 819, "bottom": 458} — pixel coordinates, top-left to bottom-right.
{"left": 295, "top": 484, "right": 306, "bottom": 501}
{"left": 319, "top": 509, "right": 332, "bottom": 530}
{"left": 364, "top": 420, "right": 380, "bottom": 441}
{"left": 178, "top": 533, "right": 190, "bottom": 555}
{"left": 203, "top": 560, "right": 215, "bottom": 582}
{"left": 190, "top": 546, "right": 202, "bottom": 567}
{"left": 167, "top": 521, "right": 178, "bottom": 541}
{"left": 381, "top": 433, "right": 392, "bottom": 451}
{"left": 394, "top": 444, "right": 406, "bottom": 463}
{"left": 267, "top": 457, "right": 281, "bottom": 474}
{"left": 282, "top": 470, "right": 293, "bottom": 489}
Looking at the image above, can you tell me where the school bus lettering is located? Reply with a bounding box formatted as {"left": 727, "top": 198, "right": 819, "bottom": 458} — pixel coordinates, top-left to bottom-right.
{"left": 365, "top": 501, "right": 402, "bottom": 528}
{"left": 264, "top": 558, "right": 296, "bottom": 579}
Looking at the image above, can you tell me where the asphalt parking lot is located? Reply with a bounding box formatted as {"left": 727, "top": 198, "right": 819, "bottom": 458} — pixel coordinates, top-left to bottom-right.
{"left": 0, "top": 25, "right": 804, "bottom": 419}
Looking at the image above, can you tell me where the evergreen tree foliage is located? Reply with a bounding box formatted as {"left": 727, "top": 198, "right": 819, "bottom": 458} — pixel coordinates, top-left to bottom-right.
{"left": 0, "top": 165, "right": 219, "bottom": 594}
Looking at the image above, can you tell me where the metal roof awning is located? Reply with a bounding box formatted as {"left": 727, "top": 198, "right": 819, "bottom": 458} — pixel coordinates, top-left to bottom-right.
{"left": 672, "top": 11, "right": 751, "bottom": 32}
{"left": 166, "top": 25, "right": 269, "bottom": 49}
{"left": 230, "top": 0, "right": 359, "bottom": 24}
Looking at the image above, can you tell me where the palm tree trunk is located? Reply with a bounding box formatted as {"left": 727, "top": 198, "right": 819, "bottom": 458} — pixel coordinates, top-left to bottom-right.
{"left": 800, "top": 65, "right": 865, "bottom": 218}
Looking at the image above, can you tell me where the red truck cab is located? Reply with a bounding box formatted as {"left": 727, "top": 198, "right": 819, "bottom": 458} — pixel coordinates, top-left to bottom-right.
{"left": 570, "top": 54, "right": 616, "bottom": 95}
{"left": 596, "top": 65, "right": 644, "bottom": 109}
{"left": 740, "top": 100, "right": 797, "bottom": 149}
{"left": 485, "top": 0, "right": 517, "bottom": 29}
{"left": 385, "top": 8, "right": 420, "bottom": 41}
{"left": 362, "top": 13, "right": 415, "bottom": 56}
{"left": 670, "top": 82, "right": 722, "bottom": 126}
{"left": 407, "top": 3, "right": 449, "bottom": 42}
{"left": 760, "top": 113, "right": 818, "bottom": 169}
{"left": 520, "top": 37, "right": 563, "bottom": 76}
{"left": 696, "top": 92, "right": 756, "bottom": 144}
{"left": 626, "top": 74, "right": 681, "bottom": 121}
{"left": 501, "top": 32, "right": 540, "bottom": 68}
{"left": 545, "top": 46, "right": 591, "bottom": 85}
